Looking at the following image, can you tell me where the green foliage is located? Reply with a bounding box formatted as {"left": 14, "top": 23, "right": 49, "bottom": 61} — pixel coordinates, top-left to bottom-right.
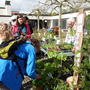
{"left": 63, "top": 43, "right": 73, "bottom": 50}
{"left": 60, "top": 53, "right": 67, "bottom": 61}
{"left": 31, "top": 14, "right": 90, "bottom": 89}
{"left": 78, "top": 58, "right": 90, "bottom": 89}
{"left": 32, "top": 49, "right": 72, "bottom": 89}
{"left": 53, "top": 80, "right": 71, "bottom": 90}
{"left": 82, "top": 34, "right": 90, "bottom": 55}
{"left": 86, "top": 14, "right": 90, "bottom": 30}
{"left": 47, "top": 50, "right": 58, "bottom": 58}
{"left": 77, "top": 34, "right": 90, "bottom": 89}
{"left": 32, "top": 30, "right": 74, "bottom": 89}
{"left": 47, "top": 50, "right": 67, "bottom": 68}
{"left": 33, "top": 53, "right": 73, "bottom": 89}
{"left": 32, "top": 60, "right": 60, "bottom": 89}
{"left": 69, "top": 28, "right": 76, "bottom": 36}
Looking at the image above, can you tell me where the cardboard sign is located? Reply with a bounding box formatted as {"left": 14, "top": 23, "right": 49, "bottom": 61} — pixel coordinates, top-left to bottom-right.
{"left": 66, "top": 9, "right": 86, "bottom": 90}
{"left": 74, "top": 9, "right": 86, "bottom": 67}
{"left": 73, "top": 8, "right": 86, "bottom": 89}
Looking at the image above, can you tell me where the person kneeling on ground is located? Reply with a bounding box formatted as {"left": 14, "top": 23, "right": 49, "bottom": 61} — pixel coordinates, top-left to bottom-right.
{"left": 0, "top": 24, "right": 41, "bottom": 90}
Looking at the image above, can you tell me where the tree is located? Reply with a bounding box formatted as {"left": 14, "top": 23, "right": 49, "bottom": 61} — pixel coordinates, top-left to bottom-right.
{"left": 74, "top": 0, "right": 90, "bottom": 3}
{"left": 40, "top": 0, "right": 90, "bottom": 39}
{"left": 31, "top": 4, "right": 49, "bottom": 31}
{"left": 31, "top": 8, "right": 41, "bottom": 31}
{"left": 40, "top": 0, "right": 74, "bottom": 40}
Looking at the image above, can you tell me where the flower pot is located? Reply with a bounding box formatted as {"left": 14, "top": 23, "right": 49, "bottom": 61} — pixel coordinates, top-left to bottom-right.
{"left": 59, "top": 47, "right": 61, "bottom": 51}
{"left": 55, "top": 47, "right": 58, "bottom": 51}
{"left": 36, "top": 87, "right": 43, "bottom": 90}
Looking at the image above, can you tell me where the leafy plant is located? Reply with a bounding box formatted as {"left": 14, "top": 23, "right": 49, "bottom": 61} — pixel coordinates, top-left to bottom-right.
{"left": 32, "top": 48, "right": 73, "bottom": 89}
{"left": 53, "top": 80, "right": 73, "bottom": 90}
{"left": 86, "top": 14, "right": 90, "bottom": 30}
{"left": 77, "top": 34, "right": 90, "bottom": 89}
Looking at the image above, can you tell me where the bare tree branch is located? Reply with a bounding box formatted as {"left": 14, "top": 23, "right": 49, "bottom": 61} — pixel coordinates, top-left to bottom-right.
{"left": 50, "top": 5, "right": 59, "bottom": 13}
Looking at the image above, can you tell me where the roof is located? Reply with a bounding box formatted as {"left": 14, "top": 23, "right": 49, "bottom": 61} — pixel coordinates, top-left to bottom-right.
{"left": 11, "top": 11, "right": 20, "bottom": 15}
{"left": 0, "top": 15, "right": 11, "bottom": 17}
{"left": 0, "top": 7, "right": 5, "bottom": 9}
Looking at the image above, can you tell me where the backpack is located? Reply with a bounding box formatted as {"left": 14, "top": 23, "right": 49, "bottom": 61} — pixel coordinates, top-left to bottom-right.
{"left": 0, "top": 39, "right": 26, "bottom": 79}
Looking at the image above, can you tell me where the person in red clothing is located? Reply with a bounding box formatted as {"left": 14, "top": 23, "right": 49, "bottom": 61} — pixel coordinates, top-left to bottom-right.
{"left": 23, "top": 16, "right": 33, "bottom": 34}
{"left": 12, "top": 15, "right": 31, "bottom": 39}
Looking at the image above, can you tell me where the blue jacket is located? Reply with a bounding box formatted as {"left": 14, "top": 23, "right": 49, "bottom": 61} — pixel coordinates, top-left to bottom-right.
{"left": 0, "top": 41, "right": 37, "bottom": 90}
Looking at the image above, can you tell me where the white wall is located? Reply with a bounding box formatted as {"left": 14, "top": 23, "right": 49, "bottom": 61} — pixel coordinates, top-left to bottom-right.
{"left": 28, "top": 10, "right": 90, "bottom": 20}
{"left": 86, "top": 10, "right": 90, "bottom": 15}
{"left": 5, "top": 5, "right": 11, "bottom": 15}
{"left": 0, "top": 9, "right": 6, "bottom": 15}
{"left": 0, "top": 16, "right": 11, "bottom": 24}
{"left": 0, "top": 6, "right": 11, "bottom": 15}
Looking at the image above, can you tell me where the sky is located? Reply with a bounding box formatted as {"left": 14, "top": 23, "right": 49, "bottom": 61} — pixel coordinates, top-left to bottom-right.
{"left": 0, "top": 0, "right": 90, "bottom": 13}
{"left": 0, "top": 0, "right": 42, "bottom": 12}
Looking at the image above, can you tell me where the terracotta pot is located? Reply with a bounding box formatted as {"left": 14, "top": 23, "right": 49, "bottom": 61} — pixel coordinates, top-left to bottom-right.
{"left": 74, "top": 88, "right": 79, "bottom": 90}
{"left": 59, "top": 46, "right": 61, "bottom": 51}
{"left": 36, "top": 87, "right": 43, "bottom": 90}
{"left": 55, "top": 47, "right": 58, "bottom": 51}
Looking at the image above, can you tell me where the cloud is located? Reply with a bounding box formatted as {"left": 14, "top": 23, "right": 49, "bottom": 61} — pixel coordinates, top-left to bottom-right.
{"left": 0, "top": 0, "right": 40, "bottom": 11}
{"left": 0, "top": 0, "right": 5, "bottom": 6}
{"left": 11, "top": 0, "right": 39, "bottom": 11}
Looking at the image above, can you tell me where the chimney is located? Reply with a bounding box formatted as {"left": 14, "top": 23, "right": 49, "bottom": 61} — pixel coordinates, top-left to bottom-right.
{"left": 5, "top": 0, "right": 11, "bottom": 15}
{"left": 5, "top": 0, "right": 11, "bottom": 5}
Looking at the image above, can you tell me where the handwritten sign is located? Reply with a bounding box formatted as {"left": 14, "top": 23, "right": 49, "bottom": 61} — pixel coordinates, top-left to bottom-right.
{"left": 74, "top": 8, "right": 86, "bottom": 89}
{"left": 66, "top": 9, "right": 86, "bottom": 89}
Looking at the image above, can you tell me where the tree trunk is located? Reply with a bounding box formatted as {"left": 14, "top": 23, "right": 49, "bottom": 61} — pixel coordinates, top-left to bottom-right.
{"left": 37, "top": 15, "right": 40, "bottom": 31}
{"left": 59, "top": 4, "right": 62, "bottom": 40}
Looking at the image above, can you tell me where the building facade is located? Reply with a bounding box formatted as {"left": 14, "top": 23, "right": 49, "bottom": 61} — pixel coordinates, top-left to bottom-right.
{"left": 0, "top": 0, "right": 90, "bottom": 30}
{"left": 0, "top": 0, "right": 11, "bottom": 23}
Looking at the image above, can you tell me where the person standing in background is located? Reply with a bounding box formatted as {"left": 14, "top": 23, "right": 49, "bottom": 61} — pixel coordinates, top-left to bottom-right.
{"left": 65, "top": 18, "right": 76, "bottom": 45}
{"left": 11, "top": 15, "right": 16, "bottom": 26}
{"left": 12, "top": 15, "right": 31, "bottom": 39}
{"left": 23, "top": 16, "right": 33, "bottom": 34}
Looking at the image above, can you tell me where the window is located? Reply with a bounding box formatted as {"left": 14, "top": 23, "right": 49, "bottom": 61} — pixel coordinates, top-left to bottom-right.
{"left": 53, "top": 19, "right": 58, "bottom": 26}
{"left": 61, "top": 19, "right": 66, "bottom": 29}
